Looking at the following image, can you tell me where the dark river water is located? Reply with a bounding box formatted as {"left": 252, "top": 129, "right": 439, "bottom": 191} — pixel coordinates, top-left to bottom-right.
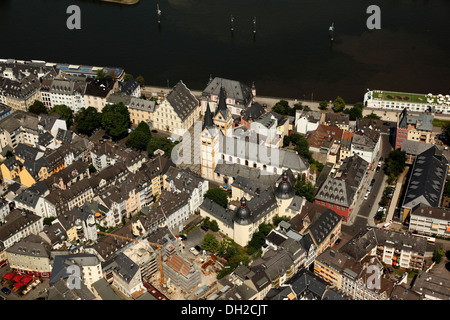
{"left": 1, "top": 0, "right": 449, "bottom": 102}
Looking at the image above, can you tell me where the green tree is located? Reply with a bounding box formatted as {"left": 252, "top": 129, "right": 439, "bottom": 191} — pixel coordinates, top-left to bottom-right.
{"left": 123, "top": 73, "right": 134, "bottom": 82}
{"left": 319, "top": 100, "right": 328, "bottom": 110}
{"left": 96, "top": 69, "right": 106, "bottom": 78}
{"left": 74, "top": 107, "right": 102, "bottom": 135}
{"left": 146, "top": 137, "right": 178, "bottom": 156}
{"left": 126, "top": 122, "right": 152, "bottom": 151}
{"left": 204, "top": 188, "right": 228, "bottom": 208}
{"left": 28, "top": 100, "right": 48, "bottom": 115}
{"left": 333, "top": 96, "right": 346, "bottom": 113}
{"left": 136, "top": 75, "right": 145, "bottom": 85}
{"left": 258, "top": 223, "right": 274, "bottom": 236}
{"left": 50, "top": 104, "right": 73, "bottom": 127}
{"left": 343, "top": 106, "right": 363, "bottom": 121}
{"left": 433, "top": 246, "right": 445, "bottom": 264}
{"left": 283, "top": 135, "right": 291, "bottom": 147}
{"left": 101, "top": 103, "right": 130, "bottom": 139}
{"left": 272, "top": 100, "right": 295, "bottom": 116}
{"left": 386, "top": 149, "right": 407, "bottom": 177}
{"left": 203, "top": 217, "right": 219, "bottom": 232}
{"left": 202, "top": 233, "right": 220, "bottom": 253}
{"left": 88, "top": 164, "right": 97, "bottom": 174}
{"left": 43, "top": 217, "right": 55, "bottom": 226}
{"left": 273, "top": 215, "right": 290, "bottom": 226}
{"left": 294, "top": 174, "right": 315, "bottom": 202}
{"left": 293, "top": 102, "right": 304, "bottom": 111}
{"left": 247, "top": 231, "right": 266, "bottom": 255}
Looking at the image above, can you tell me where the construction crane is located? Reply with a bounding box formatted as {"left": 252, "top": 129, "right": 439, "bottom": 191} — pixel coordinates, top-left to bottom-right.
{"left": 97, "top": 231, "right": 166, "bottom": 286}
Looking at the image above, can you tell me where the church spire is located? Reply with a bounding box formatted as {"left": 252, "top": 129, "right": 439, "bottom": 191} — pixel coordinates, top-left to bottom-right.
{"left": 203, "top": 103, "right": 214, "bottom": 130}
{"left": 216, "top": 86, "right": 228, "bottom": 116}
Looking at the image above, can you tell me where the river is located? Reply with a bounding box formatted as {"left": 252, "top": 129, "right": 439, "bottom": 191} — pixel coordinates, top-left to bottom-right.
{"left": 0, "top": 0, "right": 449, "bottom": 102}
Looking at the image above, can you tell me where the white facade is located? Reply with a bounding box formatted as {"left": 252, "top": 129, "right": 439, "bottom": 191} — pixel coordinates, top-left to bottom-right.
{"left": 165, "top": 202, "right": 190, "bottom": 233}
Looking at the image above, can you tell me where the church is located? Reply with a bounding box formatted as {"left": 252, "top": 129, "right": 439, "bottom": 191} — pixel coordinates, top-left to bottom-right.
{"left": 199, "top": 86, "right": 310, "bottom": 184}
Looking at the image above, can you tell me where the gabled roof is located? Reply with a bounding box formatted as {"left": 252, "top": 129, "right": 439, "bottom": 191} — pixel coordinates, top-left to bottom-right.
{"left": 202, "top": 77, "right": 253, "bottom": 107}
{"left": 402, "top": 146, "right": 448, "bottom": 210}
{"left": 164, "top": 80, "right": 199, "bottom": 121}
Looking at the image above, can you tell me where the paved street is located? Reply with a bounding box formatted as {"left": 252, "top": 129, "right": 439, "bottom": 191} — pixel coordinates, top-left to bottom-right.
{"left": 342, "top": 131, "right": 394, "bottom": 237}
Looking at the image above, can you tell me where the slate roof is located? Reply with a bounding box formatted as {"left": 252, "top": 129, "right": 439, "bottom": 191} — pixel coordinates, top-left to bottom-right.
{"left": 411, "top": 204, "right": 450, "bottom": 222}
{"left": 103, "top": 252, "right": 140, "bottom": 284}
{"left": 121, "top": 78, "right": 139, "bottom": 95}
{"left": 402, "top": 146, "right": 448, "bottom": 210}
{"left": 398, "top": 109, "right": 433, "bottom": 131}
{"left": 0, "top": 209, "right": 42, "bottom": 242}
{"left": 85, "top": 76, "right": 115, "bottom": 98}
{"left": 401, "top": 140, "right": 435, "bottom": 156}
{"left": 306, "top": 209, "right": 341, "bottom": 247}
{"left": 165, "top": 80, "right": 199, "bottom": 121}
{"left": 202, "top": 77, "right": 253, "bottom": 107}
{"left": 50, "top": 253, "right": 101, "bottom": 284}
{"left": 241, "top": 102, "right": 266, "bottom": 122}
{"left": 220, "top": 135, "right": 309, "bottom": 172}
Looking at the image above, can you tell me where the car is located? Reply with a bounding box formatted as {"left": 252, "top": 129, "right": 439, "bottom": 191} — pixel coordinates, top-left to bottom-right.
{"left": 179, "top": 235, "right": 187, "bottom": 241}
{"left": 379, "top": 157, "right": 383, "bottom": 162}
{"left": 387, "top": 267, "right": 394, "bottom": 274}
{"left": 189, "top": 247, "right": 199, "bottom": 256}
{"left": 151, "top": 129, "right": 158, "bottom": 133}
{"left": 102, "top": 134, "right": 111, "bottom": 140}
{"left": 376, "top": 166, "right": 381, "bottom": 172}
{"left": 370, "top": 179, "right": 375, "bottom": 186}
{"left": 195, "top": 245, "right": 202, "bottom": 252}
{"left": 1, "top": 287, "right": 11, "bottom": 295}
{"left": 334, "top": 238, "right": 341, "bottom": 245}
{"left": 201, "top": 225, "right": 209, "bottom": 232}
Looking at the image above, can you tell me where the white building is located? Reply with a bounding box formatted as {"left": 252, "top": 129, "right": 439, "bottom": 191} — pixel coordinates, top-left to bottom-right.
{"left": 364, "top": 89, "right": 450, "bottom": 115}
{"left": 164, "top": 166, "right": 209, "bottom": 214}
{"left": 409, "top": 205, "right": 450, "bottom": 238}
{"left": 350, "top": 129, "right": 381, "bottom": 165}
{"left": 295, "top": 110, "right": 321, "bottom": 135}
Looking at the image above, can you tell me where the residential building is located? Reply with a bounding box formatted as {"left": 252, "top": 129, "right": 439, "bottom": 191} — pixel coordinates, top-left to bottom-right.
{"left": 0, "top": 74, "right": 41, "bottom": 111}
{"left": 306, "top": 124, "right": 343, "bottom": 164}
{"left": 264, "top": 268, "right": 347, "bottom": 300}
{"left": 128, "top": 97, "right": 155, "bottom": 126}
{"left": 409, "top": 205, "right": 450, "bottom": 238}
{"left": 350, "top": 129, "right": 381, "bottom": 165}
{"left": 0, "top": 209, "right": 43, "bottom": 250}
{"left": 47, "top": 76, "right": 87, "bottom": 113}
{"left": 315, "top": 155, "right": 369, "bottom": 221}
{"left": 295, "top": 109, "right": 321, "bottom": 135}
{"left": 395, "top": 108, "right": 434, "bottom": 149}
{"left": 50, "top": 253, "right": 103, "bottom": 291}
{"left": 103, "top": 252, "right": 146, "bottom": 298}
{"left": 164, "top": 166, "right": 209, "bottom": 214}
{"left": 121, "top": 78, "right": 140, "bottom": 97}
{"left": 84, "top": 76, "right": 118, "bottom": 112}
{"left": 6, "top": 234, "right": 52, "bottom": 278}
{"left": 324, "top": 113, "right": 350, "bottom": 132}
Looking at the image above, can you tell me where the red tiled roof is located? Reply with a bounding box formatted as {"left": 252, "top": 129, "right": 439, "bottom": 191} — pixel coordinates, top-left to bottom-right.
{"left": 3, "top": 272, "right": 14, "bottom": 280}
{"left": 12, "top": 274, "right": 23, "bottom": 283}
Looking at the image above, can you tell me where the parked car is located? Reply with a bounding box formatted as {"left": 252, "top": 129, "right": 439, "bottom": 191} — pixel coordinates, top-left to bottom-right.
{"left": 151, "top": 129, "right": 158, "bottom": 133}
{"left": 1, "top": 287, "right": 11, "bottom": 295}
{"left": 201, "top": 225, "right": 209, "bottom": 232}
{"left": 189, "top": 247, "right": 199, "bottom": 256}
{"left": 179, "top": 235, "right": 187, "bottom": 241}
{"left": 334, "top": 238, "right": 341, "bottom": 245}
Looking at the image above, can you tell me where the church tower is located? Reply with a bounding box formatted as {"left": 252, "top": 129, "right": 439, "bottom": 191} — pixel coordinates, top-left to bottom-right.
{"left": 200, "top": 103, "right": 221, "bottom": 181}
{"left": 213, "top": 86, "right": 233, "bottom": 137}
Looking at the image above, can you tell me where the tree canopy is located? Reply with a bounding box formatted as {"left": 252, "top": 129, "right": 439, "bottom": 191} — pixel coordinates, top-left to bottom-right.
{"left": 146, "top": 136, "right": 178, "bottom": 157}
{"left": 202, "top": 233, "right": 220, "bottom": 253}
{"left": 101, "top": 103, "right": 130, "bottom": 139}
{"left": 28, "top": 100, "right": 48, "bottom": 115}
{"left": 126, "top": 121, "right": 152, "bottom": 151}
{"left": 293, "top": 174, "right": 315, "bottom": 202}
{"left": 204, "top": 188, "right": 228, "bottom": 208}
{"left": 333, "top": 96, "right": 346, "bottom": 113}
{"left": 50, "top": 104, "right": 73, "bottom": 127}
{"left": 272, "top": 100, "right": 306, "bottom": 116}
{"left": 386, "top": 149, "right": 406, "bottom": 179}
{"left": 74, "top": 107, "right": 102, "bottom": 135}
{"left": 319, "top": 100, "right": 328, "bottom": 110}
{"left": 96, "top": 69, "right": 106, "bottom": 78}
